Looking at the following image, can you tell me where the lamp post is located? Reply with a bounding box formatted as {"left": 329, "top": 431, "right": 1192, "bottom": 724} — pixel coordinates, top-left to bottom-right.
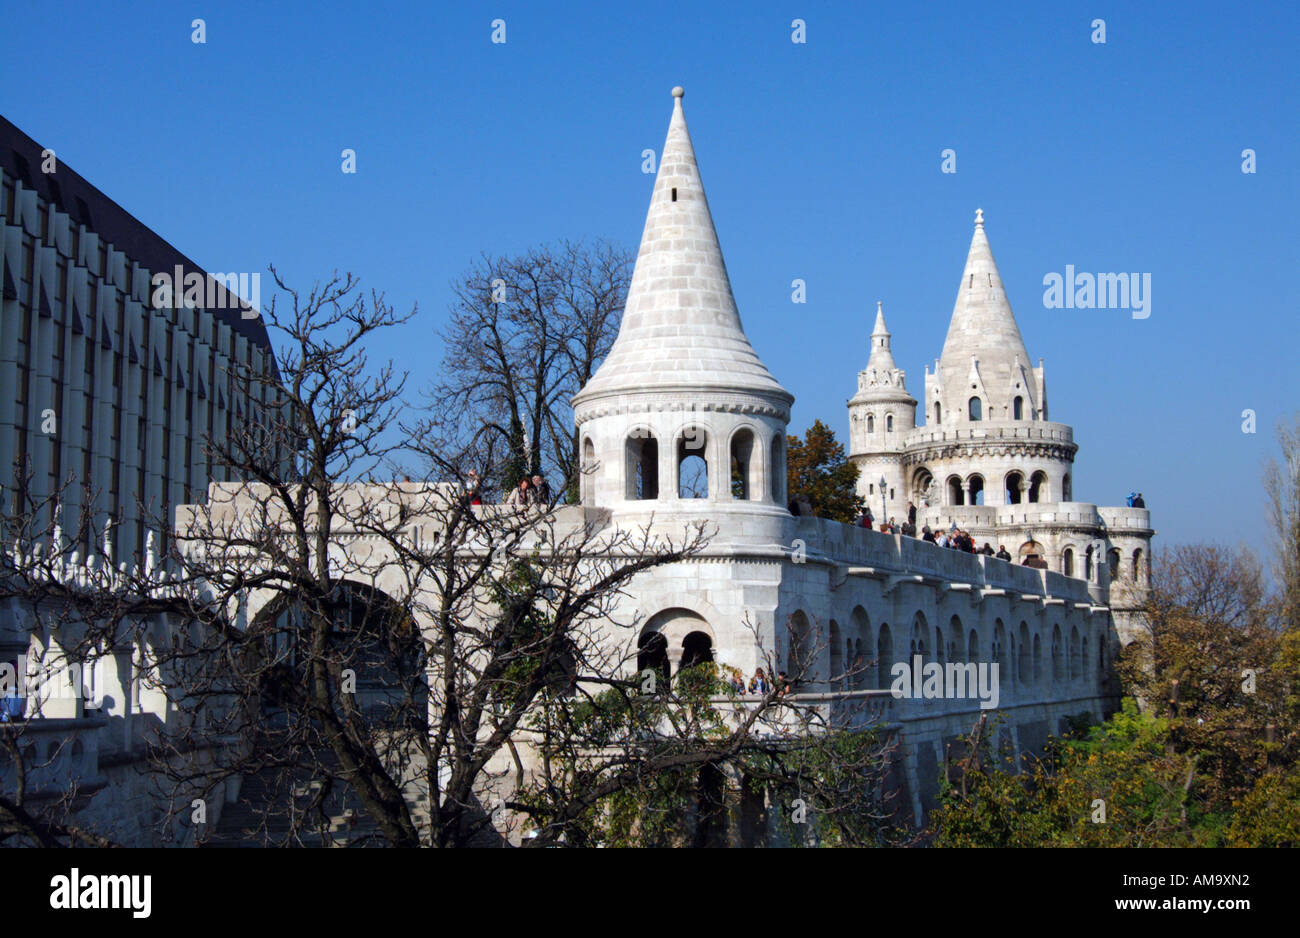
{"left": 879, "top": 475, "right": 888, "bottom": 531}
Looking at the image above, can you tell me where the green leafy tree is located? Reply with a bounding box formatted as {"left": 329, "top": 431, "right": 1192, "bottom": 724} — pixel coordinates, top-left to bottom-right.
{"left": 785, "top": 420, "right": 863, "bottom": 523}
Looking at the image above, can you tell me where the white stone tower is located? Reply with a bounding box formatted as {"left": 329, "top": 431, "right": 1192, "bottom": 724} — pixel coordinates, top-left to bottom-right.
{"left": 847, "top": 302, "right": 917, "bottom": 522}
{"left": 846, "top": 207, "right": 1154, "bottom": 646}
{"left": 573, "top": 87, "right": 795, "bottom": 529}
{"left": 914, "top": 209, "right": 1077, "bottom": 511}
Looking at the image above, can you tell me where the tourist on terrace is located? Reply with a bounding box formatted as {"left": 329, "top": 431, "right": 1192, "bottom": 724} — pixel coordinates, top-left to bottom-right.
{"left": 996, "top": 545, "right": 1011, "bottom": 561}
{"left": 505, "top": 477, "right": 532, "bottom": 509}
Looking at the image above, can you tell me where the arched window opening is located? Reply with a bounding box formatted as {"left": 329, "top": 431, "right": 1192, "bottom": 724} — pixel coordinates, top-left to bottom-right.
{"left": 637, "top": 631, "right": 670, "bottom": 686}
{"left": 934, "top": 401, "right": 942, "bottom": 424}
{"left": 730, "top": 428, "right": 757, "bottom": 500}
{"left": 968, "top": 397, "right": 982, "bottom": 421}
{"left": 1018, "top": 623, "right": 1031, "bottom": 687}
{"left": 1132, "top": 548, "right": 1144, "bottom": 585}
{"left": 255, "top": 582, "right": 425, "bottom": 720}
{"left": 947, "top": 475, "right": 965, "bottom": 506}
{"left": 1063, "top": 547, "right": 1075, "bottom": 578}
{"left": 677, "top": 427, "right": 708, "bottom": 499}
{"left": 581, "top": 437, "right": 597, "bottom": 504}
{"left": 993, "top": 620, "right": 1007, "bottom": 684}
{"left": 829, "top": 620, "right": 843, "bottom": 690}
{"left": 877, "top": 623, "right": 893, "bottom": 689}
{"left": 625, "top": 432, "right": 659, "bottom": 500}
{"left": 1062, "top": 473, "right": 1072, "bottom": 501}
{"left": 1012, "top": 396, "right": 1023, "bottom": 420}
{"left": 1032, "top": 633, "right": 1043, "bottom": 686}
{"left": 910, "top": 613, "right": 928, "bottom": 665}
{"left": 867, "top": 414, "right": 874, "bottom": 433}
{"left": 787, "top": 611, "right": 813, "bottom": 687}
{"left": 969, "top": 475, "right": 985, "bottom": 506}
{"left": 1006, "top": 471, "right": 1023, "bottom": 505}
{"left": 1085, "top": 546, "right": 1094, "bottom": 580}
{"left": 967, "top": 628, "right": 979, "bottom": 663}
{"left": 1107, "top": 548, "right": 1121, "bottom": 580}
{"left": 681, "top": 631, "right": 714, "bottom": 670}
{"left": 1051, "top": 626, "right": 1065, "bottom": 683}
{"left": 886, "top": 414, "right": 894, "bottom": 432}
{"left": 912, "top": 468, "right": 934, "bottom": 507}
{"left": 850, "top": 606, "right": 870, "bottom": 690}
{"left": 934, "top": 623, "right": 947, "bottom": 667}
{"left": 1028, "top": 471, "right": 1047, "bottom": 503}
{"left": 769, "top": 435, "right": 785, "bottom": 503}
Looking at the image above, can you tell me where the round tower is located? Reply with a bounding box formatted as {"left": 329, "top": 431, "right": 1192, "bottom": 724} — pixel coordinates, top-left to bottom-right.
{"left": 847, "top": 302, "right": 916, "bottom": 522}
{"left": 913, "top": 210, "right": 1078, "bottom": 509}
{"left": 572, "top": 87, "right": 794, "bottom": 532}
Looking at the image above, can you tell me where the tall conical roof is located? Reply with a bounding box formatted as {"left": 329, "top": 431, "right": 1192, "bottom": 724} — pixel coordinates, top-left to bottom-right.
{"left": 936, "top": 209, "right": 1033, "bottom": 396}
{"left": 573, "top": 88, "right": 792, "bottom": 407}
{"left": 867, "top": 301, "right": 897, "bottom": 372}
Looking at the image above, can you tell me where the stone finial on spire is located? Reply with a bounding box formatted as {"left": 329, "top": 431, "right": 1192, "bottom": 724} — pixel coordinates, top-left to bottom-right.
{"left": 975, "top": 207, "right": 984, "bottom": 228}
{"left": 672, "top": 85, "right": 684, "bottom": 99}
{"left": 872, "top": 301, "right": 888, "bottom": 336}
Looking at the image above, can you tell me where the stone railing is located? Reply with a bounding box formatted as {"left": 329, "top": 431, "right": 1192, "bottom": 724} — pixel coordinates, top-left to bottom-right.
{"left": 903, "top": 421, "right": 1075, "bottom": 447}
{"left": 0, "top": 715, "right": 107, "bottom": 798}
{"left": 788, "top": 516, "right": 1094, "bottom": 603}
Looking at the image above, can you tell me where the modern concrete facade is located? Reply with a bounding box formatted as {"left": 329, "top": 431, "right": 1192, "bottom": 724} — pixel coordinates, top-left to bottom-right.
{"left": 0, "top": 114, "right": 287, "bottom": 844}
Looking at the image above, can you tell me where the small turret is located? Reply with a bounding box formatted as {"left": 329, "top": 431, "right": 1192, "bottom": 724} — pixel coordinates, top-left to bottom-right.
{"left": 847, "top": 302, "right": 917, "bottom": 516}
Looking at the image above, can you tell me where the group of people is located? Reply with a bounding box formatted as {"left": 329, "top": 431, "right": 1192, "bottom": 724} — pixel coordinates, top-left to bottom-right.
{"left": 1125, "top": 492, "right": 1146, "bottom": 508}
{"left": 855, "top": 500, "right": 923, "bottom": 536}
{"left": 921, "top": 526, "right": 1011, "bottom": 560}
{"left": 504, "top": 474, "right": 553, "bottom": 509}
{"left": 462, "top": 470, "right": 553, "bottom": 509}
{"left": 727, "top": 667, "right": 793, "bottom": 697}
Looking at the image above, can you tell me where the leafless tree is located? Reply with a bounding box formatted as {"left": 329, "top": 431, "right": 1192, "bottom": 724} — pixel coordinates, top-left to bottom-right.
{"left": 0, "top": 268, "right": 899, "bottom": 848}
{"left": 433, "top": 240, "right": 632, "bottom": 497}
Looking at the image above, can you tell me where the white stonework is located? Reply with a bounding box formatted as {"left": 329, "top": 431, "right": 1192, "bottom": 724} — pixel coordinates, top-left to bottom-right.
{"left": 847, "top": 208, "right": 1155, "bottom": 650}
{"left": 180, "top": 89, "right": 1142, "bottom": 833}
{"left": 6, "top": 90, "right": 1152, "bottom": 843}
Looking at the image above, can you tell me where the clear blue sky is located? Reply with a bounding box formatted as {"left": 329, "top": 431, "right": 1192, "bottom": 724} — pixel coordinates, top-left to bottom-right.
{"left": 3, "top": 0, "right": 1296, "bottom": 553}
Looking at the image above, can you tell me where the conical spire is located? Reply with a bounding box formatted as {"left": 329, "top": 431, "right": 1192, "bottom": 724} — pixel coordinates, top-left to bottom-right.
{"left": 574, "top": 87, "right": 791, "bottom": 406}
{"left": 938, "top": 209, "right": 1032, "bottom": 374}
{"left": 866, "top": 301, "right": 897, "bottom": 372}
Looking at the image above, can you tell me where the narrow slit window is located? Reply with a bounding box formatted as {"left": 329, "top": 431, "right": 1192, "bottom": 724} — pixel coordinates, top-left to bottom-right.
{"left": 671, "top": 188, "right": 677, "bottom": 202}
